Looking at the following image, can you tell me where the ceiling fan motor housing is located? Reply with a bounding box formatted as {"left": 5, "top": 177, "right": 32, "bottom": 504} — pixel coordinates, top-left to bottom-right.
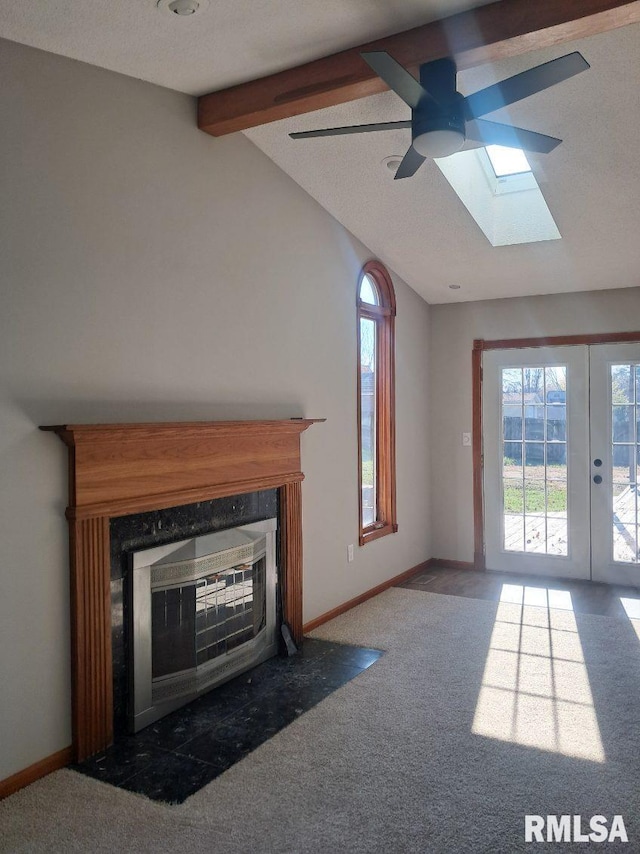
{"left": 412, "top": 57, "right": 465, "bottom": 157}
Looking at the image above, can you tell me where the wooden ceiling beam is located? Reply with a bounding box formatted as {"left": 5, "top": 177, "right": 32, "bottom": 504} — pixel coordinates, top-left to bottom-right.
{"left": 198, "top": 0, "right": 640, "bottom": 137}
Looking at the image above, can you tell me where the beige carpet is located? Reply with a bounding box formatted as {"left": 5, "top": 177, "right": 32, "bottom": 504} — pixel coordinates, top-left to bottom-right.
{"left": 2, "top": 588, "right": 640, "bottom": 852}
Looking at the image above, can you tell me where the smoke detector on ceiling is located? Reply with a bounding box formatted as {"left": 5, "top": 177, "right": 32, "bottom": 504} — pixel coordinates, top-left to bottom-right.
{"left": 157, "top": 0, "right": 209, "bottom": 17}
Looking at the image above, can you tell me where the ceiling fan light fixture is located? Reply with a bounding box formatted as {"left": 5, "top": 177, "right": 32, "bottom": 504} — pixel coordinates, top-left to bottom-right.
{"left": 413, "top": 129, "right": 465, "bottom": 159}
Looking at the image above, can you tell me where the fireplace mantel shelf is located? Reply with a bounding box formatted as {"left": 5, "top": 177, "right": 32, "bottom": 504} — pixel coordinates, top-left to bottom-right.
{"left": 41, "top": 418, "right": 324, "bottom": 519}
{"left": 41, "top": 417, "right": 324, "bottom": 761}
{"left": 41, "top": 418, "right": 324, "bottom": 436}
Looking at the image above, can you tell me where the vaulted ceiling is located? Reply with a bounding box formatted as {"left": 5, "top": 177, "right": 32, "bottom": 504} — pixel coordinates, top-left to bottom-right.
{"left": 1, "top": 0, "right": 639, "bottom": 303}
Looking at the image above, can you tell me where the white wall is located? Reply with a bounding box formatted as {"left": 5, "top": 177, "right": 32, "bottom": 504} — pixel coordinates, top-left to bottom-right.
{"left": 0, "top": 39, "right": 431, "bottom": 780}
{"left": 430, "top": 288, "right": 640, "bottom": 562}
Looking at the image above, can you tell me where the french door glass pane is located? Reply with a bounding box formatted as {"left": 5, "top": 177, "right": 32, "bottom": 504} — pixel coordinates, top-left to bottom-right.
{"left": 501, "top": 365, "right": 567, "bottom": 555}
{"left": 360, "top": 317, "right": 376, "bottom": 527}
{"left": 611, "top": 364, "right": 640, "bottom": 563}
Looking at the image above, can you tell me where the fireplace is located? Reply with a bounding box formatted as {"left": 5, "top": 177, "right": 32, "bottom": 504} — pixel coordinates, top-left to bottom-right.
{"left": 41, "top": 418, "right": 323, "bottom": 761}
{"left": 130, "top": 518, "right": 277, "bottom": 732}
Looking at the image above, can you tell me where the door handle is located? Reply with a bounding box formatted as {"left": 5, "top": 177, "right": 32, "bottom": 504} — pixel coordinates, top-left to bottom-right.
{"left": 593, "top": 474, "right": 603, "bottom": 484}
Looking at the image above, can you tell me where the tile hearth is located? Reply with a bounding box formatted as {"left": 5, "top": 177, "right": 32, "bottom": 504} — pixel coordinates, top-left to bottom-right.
{"left": 72, "top": 639, "right": 382, "bottom": 804}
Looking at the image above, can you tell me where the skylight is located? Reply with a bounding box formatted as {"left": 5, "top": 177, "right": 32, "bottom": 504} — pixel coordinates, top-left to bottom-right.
{"left": 434, "top": 146, "right": 561, "bottom": 247}
{"left": 485, "top": 144, "right": 531, "bottom": 177}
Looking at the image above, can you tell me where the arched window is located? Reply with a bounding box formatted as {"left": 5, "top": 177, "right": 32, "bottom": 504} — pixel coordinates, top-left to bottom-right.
{"left": 357, "top": 260, "right": 397, "bottom": 544}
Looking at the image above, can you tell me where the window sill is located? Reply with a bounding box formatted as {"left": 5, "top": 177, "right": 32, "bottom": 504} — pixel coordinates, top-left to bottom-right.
{"left": 359, "top": 522, "right": 398, "bottom": 546}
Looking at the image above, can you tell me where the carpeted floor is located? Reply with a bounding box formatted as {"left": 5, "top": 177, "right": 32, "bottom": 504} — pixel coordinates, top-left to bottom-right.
{"left": 2, "top": 588, "right": 639, "bottom": 852}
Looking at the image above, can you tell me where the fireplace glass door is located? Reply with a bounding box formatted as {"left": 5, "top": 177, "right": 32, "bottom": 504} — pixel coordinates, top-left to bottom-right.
{"left": 131, "top": 519, "right": 277, "bottom": 732}
{"left": 152, "top": 557, "right": 267, "bottom": 678}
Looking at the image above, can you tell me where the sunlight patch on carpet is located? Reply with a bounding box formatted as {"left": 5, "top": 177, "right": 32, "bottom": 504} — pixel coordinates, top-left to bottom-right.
{"left": 472, "top": 584, "right": 605, "bottom": 763}
{"left": 620, "top": 596, "right": 640, "bottom": 641}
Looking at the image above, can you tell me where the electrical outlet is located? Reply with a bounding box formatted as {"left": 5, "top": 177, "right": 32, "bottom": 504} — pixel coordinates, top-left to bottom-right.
{"left": 462, "top": 432, "right": 472, "bottom": 447}
{"left": 347, "top": 544, "right": 354, "bottom": 563}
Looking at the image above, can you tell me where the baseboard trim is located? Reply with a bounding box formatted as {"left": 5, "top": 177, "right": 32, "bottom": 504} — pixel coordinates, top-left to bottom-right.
{"left": 303, "top": 560, "right": 430, "bottom": 634}
{"left": 303, "top": 556, "right": 481, "bottom": 633}
{"left": 0, "top": 745, "right": 73, "bottom": 800}
{"left": 426, "top": 557, "right": 476, "bottom": 571}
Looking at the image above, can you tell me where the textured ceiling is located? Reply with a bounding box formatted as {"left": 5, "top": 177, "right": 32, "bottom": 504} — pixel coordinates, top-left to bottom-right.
{"left": 1, "top": 1, "right": 639, "bottom": 303}
{"left": 0, "top": 0, "right": 494, "bottom": 95}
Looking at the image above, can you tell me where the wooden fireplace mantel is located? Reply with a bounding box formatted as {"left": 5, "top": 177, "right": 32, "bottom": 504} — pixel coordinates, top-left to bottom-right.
{"left": 41, "top": 418, "right": 323, "bottom": 761}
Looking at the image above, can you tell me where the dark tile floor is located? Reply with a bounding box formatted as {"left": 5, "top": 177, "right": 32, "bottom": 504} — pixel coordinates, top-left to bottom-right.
{"left": 72, "top": 639, "right": 382, "bottom": 804}
{"left": 398, "top": 564, "right": 640, "bottom": 618}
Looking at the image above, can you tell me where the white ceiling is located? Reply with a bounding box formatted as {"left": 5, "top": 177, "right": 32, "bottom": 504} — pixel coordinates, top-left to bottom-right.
{"left": 1, "top": 1, "right": 639, "bottom": 304}
{"left": 0, "top": 0, "right": 495, "bottom": 95}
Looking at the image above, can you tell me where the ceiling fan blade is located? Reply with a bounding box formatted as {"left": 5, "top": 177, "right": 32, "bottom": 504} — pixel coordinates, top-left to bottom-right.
{"left": 289, "top": 120, "right": 411, "bottom": 140}
{"left": 394, "top": 146, "right": 426, "bottom": 180}
{"left": 361, "top": 51, "right": 433, "bottom": 109}
{"left": 463, "top": 52, "right": 590, "bottom": 120}
{"left": 466, "top": 119, "right": 562, "bottom": 154}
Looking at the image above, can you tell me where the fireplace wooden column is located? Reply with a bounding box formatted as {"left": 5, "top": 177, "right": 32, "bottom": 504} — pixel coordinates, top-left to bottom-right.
{"left": 279, "top": 480, "right": 303, "bottom": 646}
{"left": 41, "top": 419, "right": 323, "bottom": 761}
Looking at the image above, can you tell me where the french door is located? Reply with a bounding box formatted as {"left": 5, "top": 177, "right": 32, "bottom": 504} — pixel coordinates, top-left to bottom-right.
{"left": 483, "top": 342, "right": 640, "bottom": 585}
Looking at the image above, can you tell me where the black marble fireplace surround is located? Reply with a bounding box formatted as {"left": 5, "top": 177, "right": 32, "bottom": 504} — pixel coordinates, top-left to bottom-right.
{"left": 72, "top": 489, "right": 384, "bottom": 803}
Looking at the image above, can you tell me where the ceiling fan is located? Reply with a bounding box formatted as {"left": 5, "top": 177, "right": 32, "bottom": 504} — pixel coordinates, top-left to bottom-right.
{"left": 290, "top": 51, "right": 589, "bottom": 179}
